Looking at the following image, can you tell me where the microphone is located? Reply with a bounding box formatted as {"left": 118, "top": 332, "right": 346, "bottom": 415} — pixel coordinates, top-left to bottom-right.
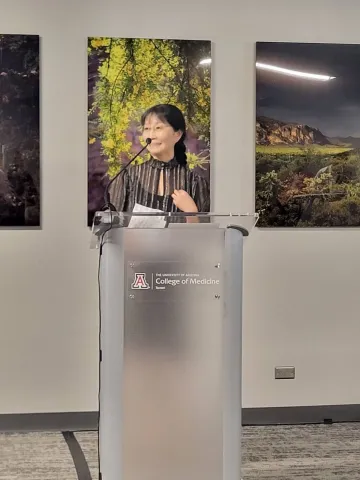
{"left": 102, "top": 138, "right": 152, "bottom": 210}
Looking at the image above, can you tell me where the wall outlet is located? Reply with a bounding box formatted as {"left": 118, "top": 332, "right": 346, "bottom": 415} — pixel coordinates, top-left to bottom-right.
{"left": 275, "top": 366, "right": 295, "bottom": 379}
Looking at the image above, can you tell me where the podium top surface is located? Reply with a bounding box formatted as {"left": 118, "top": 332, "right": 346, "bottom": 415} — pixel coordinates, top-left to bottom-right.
{"left": 90, "top": 210, "right": 259, "bottom": 249}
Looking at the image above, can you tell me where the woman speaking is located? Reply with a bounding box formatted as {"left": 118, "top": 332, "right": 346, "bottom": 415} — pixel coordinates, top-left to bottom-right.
{"left": 108, "top": 104, "right": 210, "bottom": 220}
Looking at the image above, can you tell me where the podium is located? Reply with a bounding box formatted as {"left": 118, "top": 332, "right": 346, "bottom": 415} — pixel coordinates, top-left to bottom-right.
{"left": 91, "top": 211, "right": 258, "bottom": 480}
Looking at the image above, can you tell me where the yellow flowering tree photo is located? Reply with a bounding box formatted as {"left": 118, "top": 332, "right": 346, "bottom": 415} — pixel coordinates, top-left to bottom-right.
{"left": 87, "top": 37, "right": 211, "bottom": 223}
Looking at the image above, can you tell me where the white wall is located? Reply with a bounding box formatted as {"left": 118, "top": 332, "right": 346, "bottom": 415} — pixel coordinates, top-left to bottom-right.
{"left": 1, "top": 0, "right": 360, "bottom": 414}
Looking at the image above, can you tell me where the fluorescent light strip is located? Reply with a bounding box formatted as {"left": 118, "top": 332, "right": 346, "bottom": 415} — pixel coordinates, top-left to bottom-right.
{"left": 256, "top": 62, "right": 335, "bottom": 81}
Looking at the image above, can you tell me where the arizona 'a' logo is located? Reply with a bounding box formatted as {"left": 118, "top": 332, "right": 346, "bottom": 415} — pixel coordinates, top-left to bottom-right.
{"left": 131, "top": 273, "right": 150, "bottom": 290}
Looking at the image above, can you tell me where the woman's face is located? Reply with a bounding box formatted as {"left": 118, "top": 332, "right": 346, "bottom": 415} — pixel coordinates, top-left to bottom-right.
{"left": 142, "top": 114, "right": 182, "bottom": 161}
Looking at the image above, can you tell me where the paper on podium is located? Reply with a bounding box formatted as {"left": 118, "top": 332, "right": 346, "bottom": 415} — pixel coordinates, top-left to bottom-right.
{"left": 128, "top": 203, "right": 167, "bottom": 229}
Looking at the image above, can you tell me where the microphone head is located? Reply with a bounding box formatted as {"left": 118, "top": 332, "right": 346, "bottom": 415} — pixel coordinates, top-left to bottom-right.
{"left": 145, "top": 138, "right": 152, "bottom": 145}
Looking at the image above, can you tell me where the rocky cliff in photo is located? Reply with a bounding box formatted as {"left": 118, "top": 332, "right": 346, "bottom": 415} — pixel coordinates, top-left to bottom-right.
{"left": 256, "top": 116, "right": 330, "bottom": 146}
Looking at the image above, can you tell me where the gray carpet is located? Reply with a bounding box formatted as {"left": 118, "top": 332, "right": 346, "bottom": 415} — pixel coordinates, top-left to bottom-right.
{"left": 1, "top": 423, "right": 360, "bottom": 479}
{"left": 241, "top": 423, "right": 360, "bottom": 478}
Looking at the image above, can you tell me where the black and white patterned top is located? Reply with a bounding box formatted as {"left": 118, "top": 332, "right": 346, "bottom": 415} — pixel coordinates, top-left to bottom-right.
{"left": 108, "top": 157, "right": 210, "bottom": 214}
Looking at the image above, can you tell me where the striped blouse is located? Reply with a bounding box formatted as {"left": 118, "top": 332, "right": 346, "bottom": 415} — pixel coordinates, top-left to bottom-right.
{"left": 108, "top": 157, "right": 210, "bottom": 216}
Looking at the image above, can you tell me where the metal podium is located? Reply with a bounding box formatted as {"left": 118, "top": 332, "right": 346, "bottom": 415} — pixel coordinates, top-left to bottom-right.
{"left": 91, "top": 211, "right": 258, "bottom": 480}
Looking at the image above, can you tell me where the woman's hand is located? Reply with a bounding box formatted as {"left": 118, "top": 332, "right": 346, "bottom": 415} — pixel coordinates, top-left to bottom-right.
{"left": 171, "top": 189, "right": 198, "bottom": 213}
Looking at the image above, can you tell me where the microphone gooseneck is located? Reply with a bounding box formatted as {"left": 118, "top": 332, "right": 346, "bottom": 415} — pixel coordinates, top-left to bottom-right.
{"left": 102, "top": 138, "right": 152, "bottom": 211}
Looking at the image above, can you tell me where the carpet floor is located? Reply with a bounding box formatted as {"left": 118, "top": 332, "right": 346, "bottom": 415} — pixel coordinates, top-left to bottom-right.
{"left": 0, "top": 423, "right": 360, "bottom": 479}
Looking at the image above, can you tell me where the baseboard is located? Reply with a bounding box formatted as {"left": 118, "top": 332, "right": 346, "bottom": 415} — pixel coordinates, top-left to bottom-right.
{"left": 0, "top": 405, "right": 359, "bottom": 432}
{"left": 242, "top": 404, "right": 360, "bottom": 425}
{"left": 0, "top": 411, "right": 98, "bottom": 432}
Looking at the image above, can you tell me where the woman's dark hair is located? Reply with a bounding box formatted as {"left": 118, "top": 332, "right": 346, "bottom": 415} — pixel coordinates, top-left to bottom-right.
{"left": 141, "top": 104, "right": 187, "bottom": 165}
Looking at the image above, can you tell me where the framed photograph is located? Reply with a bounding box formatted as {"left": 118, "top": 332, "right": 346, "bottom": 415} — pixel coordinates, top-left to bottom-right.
{"left": 256, "top": 42, "right": 360, "bottom": 227}
{"left": 0, "top": 34, "right": 40, "bottom": 227}
{"left": 88, "top": 37, "right": 211, "bottom": 225}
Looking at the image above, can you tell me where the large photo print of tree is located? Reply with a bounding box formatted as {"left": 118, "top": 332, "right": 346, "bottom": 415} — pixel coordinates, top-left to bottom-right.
{"left": 256, "top": 42, "right": 360, "bottom": 227}
{"left": 87, "top": 37, "right": 211, "bottom": 226}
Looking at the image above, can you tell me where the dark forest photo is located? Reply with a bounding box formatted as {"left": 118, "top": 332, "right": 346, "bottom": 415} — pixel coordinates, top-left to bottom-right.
{"left": 0, "top": 34, "right": 40, "bottom": 227}
{"left": 256, "top": 42, "right": 360, "bottom": 227}
{"left": 88, "top": 37, "right": 211, "bottom": 226}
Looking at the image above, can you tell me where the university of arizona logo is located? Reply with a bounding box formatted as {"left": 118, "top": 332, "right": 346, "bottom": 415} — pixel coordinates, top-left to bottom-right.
{"left": 131, "top": 273, "right": 150, "bottom": 290}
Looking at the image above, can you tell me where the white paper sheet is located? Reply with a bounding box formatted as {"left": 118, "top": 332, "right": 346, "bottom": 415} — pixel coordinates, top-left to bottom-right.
{"left": 128, "top": 203, "right": 167, "bottom": 229}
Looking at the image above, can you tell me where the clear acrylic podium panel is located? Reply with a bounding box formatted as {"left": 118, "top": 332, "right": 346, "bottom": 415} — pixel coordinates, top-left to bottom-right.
{"left": 90, "top": 211, "right": 259, "bottom": 248}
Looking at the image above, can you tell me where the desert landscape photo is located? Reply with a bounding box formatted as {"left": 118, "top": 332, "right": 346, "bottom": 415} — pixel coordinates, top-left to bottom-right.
{"left": 256, "top": 42, "right": 360, "bottom": 227}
